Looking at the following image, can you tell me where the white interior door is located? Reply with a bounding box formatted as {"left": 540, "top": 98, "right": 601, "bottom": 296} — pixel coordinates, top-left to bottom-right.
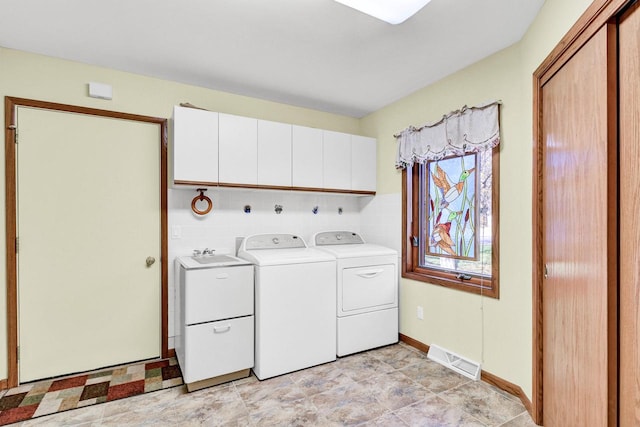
{"left": 16, "top": 107, "right": 161, "bottom": 382}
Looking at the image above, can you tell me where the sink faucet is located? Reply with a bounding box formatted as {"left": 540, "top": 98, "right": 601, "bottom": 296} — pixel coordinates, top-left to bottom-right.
{"left": 203, "top": 248, "right": 213, "bottom": 255}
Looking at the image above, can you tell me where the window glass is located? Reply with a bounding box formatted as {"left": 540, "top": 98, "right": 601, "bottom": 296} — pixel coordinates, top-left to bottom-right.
{"left": 403, "top": 147, "right": 498, "bottom": 298}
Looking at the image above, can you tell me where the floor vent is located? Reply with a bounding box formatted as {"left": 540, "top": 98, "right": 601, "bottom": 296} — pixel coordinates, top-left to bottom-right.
{"left": 427, "top": 344, "right": 481, "bottom": 380}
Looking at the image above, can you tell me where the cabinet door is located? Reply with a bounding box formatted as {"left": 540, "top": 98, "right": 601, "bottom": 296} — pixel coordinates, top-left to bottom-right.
{"left": 322, "top": 130, "right": 351, "bottom": 190}
{"left": 351, "top": 135, "right": 376, "bottom": 192}
{"left": 258, "top": 120, "right": 292, "bottom": 187}
{"left": 292, "top": 125, "right": 323, "bottom": 188}
{"left": 219, "top": 113, "right": 257, "bottom": 185}
{"left": 172, "top": 106, "right": 218, "bottom": 185}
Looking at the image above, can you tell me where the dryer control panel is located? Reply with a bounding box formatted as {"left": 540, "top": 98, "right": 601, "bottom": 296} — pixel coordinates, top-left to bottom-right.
{"left": 314, "top": 231, "right": 364, "bottom": 246}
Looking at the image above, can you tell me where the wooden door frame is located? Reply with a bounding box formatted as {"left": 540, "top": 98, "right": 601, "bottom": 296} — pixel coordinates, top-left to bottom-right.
{"left": 4, "top": 97, "right": 169, "bottom": 388}
{"left": 532, "top": 0, "right": 630, "bottom": 424}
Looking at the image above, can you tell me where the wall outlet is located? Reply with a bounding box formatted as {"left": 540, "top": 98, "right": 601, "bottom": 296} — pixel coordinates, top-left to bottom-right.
{"left": 417, "top": 306, "right": 424, "bottom": 320}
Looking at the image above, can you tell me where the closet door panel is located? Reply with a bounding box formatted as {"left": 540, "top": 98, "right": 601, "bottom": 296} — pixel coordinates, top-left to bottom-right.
{"left": 541, "top": 25, "right": 614, "bottom": 427}
{"left": 619, "top": 3, "right": 640, "bottom": 426}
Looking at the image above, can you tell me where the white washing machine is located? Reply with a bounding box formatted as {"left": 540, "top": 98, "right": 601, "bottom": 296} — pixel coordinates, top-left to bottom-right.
{"left": 237, "top": 233, "right": 337, "bottom": 380}
{"left": 312, "top": 231, "right": 398, "bottom": 357}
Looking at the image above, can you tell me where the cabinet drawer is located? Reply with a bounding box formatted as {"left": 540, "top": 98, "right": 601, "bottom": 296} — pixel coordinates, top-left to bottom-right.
{"left": 184, "top": 265, "right": 253, "bottom": 324}
{"left": 183, "top": 316, "right": 254, "bottom": 384}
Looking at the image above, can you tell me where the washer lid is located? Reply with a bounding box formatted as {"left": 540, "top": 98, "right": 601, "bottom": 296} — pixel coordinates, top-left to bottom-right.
{"left": 237, "top": 233, "right": 336, "bottom": 266}
{"left": 238, "top": 247, "right": 336, "bottom": 266}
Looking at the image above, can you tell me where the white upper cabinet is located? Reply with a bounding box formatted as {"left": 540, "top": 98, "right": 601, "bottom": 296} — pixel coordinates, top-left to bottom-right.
{"left": 322, "top": 130, "right": 351, "bottom": 190}
{"left": 172, "top": 105, "right": 376, "bottom": 194}
{"left": 172, "top": 106, "right": 219, "bottom": 184}
{"left": 292, "top": 125, "right": 323, "bottom": 189}
{"left": 218, "top": 113, "right": 258, "bottom": 185}
{"left": 351, "top": 135, "right": 377, "bottom": 192}
{"left": 257, "top": 120, "right": 292, "bottom": 187}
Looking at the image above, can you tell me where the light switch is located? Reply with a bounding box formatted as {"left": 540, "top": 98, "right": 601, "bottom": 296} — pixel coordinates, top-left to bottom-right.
{"left": 171, "top": 225, "right": 182, "bottom": 239}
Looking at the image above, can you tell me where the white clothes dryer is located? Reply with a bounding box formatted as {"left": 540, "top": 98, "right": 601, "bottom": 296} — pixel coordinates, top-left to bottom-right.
{"left": 312, "top": 231, "right": 398, "bottom": 357}
{"left": 238, "top": 234, "right": 337, "bottom": 380}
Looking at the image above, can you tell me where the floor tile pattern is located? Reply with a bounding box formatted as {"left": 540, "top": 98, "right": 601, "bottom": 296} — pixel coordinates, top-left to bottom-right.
{"left": 0, "top": 358, "right": 182, "bottom": 425}
{"left": 7, "top": 343, "right": 538, "bottom": 426}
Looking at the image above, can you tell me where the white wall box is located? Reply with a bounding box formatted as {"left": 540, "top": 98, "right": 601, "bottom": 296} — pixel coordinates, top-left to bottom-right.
{"left": 257, "top": 120, "right": 292, "bottom": 187}
{"left": 292, "top": 125, "right": 323, "bottom": 189}
{"left": 218, "top": 113, "right": 258, "bottom": 185}
{"left": 351, "top": 135, "right": 377, "bottom": 192}
{"left": 172, "top": 106, "right": 219, "bottom": 185}
{"left": 323, "top": 130, "right": 352, "bottom": 191}
{"left": 176, "top": 260, "right": 254, "bottom": 391}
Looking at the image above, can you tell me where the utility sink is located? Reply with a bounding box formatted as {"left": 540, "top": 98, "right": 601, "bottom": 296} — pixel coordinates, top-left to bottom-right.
{"left": 191, "top": 255, "right": 244, "bottom": 265}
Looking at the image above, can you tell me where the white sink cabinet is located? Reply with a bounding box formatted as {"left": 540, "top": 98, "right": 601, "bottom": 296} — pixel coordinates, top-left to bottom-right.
{"left": 176, "top": 260, "right": 254, "bottom": 391}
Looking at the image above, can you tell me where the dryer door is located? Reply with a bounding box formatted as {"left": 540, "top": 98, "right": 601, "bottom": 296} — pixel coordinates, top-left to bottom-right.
{"left": 340, "top": 263, "right": 397, "bottom": 315}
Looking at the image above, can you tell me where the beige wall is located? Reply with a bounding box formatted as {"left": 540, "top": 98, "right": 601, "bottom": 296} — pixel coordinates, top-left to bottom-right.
{"left": 360, "top": 0, "right": 593, "bottom": 399}
{"left": 0, "top": 46, "right": 361, "bottom": 380}
{"left": 0, "top": 0, "right": 593, "bottom": 399}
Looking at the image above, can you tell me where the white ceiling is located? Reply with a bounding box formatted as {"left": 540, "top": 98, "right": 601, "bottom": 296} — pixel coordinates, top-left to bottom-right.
{"left": 0, "top": 0, "right": 544, "bottom": 117}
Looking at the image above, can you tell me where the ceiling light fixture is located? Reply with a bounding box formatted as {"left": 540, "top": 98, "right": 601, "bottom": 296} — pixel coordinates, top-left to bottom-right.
{"left": 334, "top": 0, "right": 432, "bottom": 25}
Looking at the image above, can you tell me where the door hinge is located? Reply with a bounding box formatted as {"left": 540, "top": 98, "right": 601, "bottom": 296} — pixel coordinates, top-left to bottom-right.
{"left": 15, "top": 237, "right": 19, "bottom": 254}
{"left": 16, "top": 346, "right": 19, "bottom": 362}
{"left": 411, "top": 236, "right": 419, "bottom": 247}
{"left": 8, "top": 124, "right": 17, "bottom": 143}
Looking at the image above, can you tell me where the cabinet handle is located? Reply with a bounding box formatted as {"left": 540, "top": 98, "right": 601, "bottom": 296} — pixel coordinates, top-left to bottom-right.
{"left": 357, "top": 269, "right": 384, "bottom": 278}
{"left": 216, "top": 273, "right": 230, "bottom": 279}
{"left": 213, "top": 324, "right": 231, "bottom": 333}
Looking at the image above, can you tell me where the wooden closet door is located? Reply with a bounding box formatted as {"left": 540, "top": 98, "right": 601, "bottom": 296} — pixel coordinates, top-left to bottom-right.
{"left": 541, "top": 24, "right": 617, "bottom": 426}
{"left": 619, "top": 2, "right": 640, "bottom": 425}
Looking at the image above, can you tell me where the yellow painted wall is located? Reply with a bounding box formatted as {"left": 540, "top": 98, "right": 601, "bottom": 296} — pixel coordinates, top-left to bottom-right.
{"left": 360, "top": 0, "right": 593, "bottom": 399}
{"left": 0, "top": 0, "right": 595, "bottom": 399}
{"left": 0, "top": 46, "right": 361, "bottom": 381}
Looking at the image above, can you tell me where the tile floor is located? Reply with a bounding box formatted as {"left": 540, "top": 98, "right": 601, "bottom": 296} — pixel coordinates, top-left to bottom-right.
{"left": 13, "top": 343, "right": 538, "bottom": 426}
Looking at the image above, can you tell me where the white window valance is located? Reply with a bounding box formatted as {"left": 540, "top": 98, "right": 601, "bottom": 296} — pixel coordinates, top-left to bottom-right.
{"left": 394, "top": 100, "right": 501, "bottom": 168}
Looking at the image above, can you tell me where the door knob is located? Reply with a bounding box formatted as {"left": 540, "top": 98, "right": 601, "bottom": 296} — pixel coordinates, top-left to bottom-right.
{"left": 146, "top": 256, "right": 156, "bottom": 267}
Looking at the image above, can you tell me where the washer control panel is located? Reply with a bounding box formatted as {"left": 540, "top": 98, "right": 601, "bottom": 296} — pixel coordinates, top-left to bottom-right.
{"left": 314, "top": 231, "right": 364, "bottom": 246}
{"left": 243, "top": 234, "right": 307, "bottom": 250}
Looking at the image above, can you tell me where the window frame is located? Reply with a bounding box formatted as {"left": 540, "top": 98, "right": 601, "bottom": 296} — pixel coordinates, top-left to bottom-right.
{"left": 402, "top": 146, "right": 500, "bottom": 298}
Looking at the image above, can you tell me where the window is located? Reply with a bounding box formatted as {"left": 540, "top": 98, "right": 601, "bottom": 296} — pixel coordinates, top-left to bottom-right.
{"left": 402, "top": 146, "right": 499, "bottom": 297}
{"left": 396, "top": 101, "right": 501, "bottom": 297}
